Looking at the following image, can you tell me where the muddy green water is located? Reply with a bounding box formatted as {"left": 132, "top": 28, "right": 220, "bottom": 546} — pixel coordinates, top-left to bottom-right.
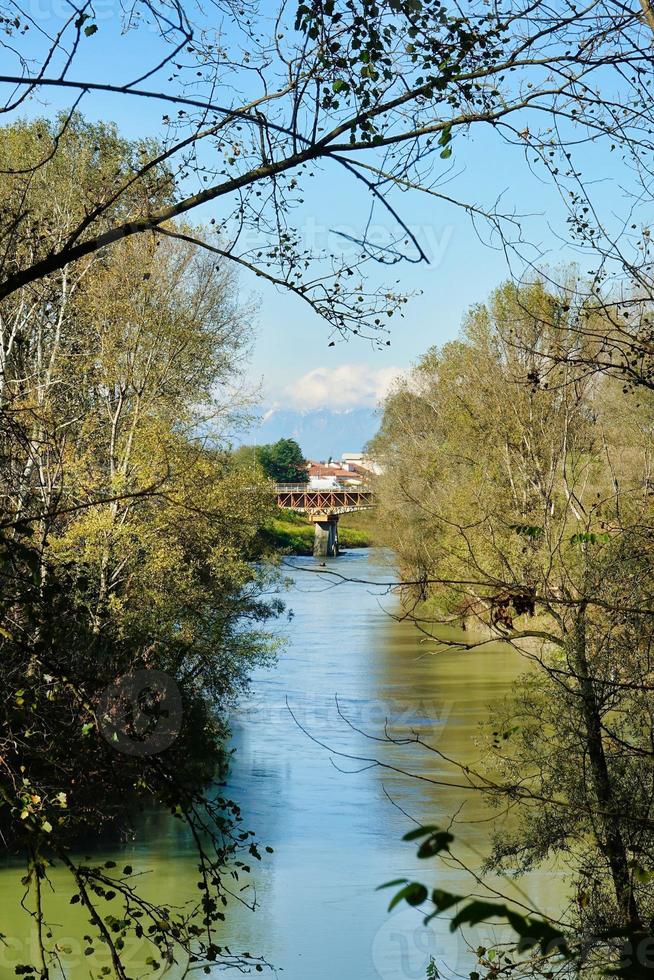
{"left": 0, "top": 549, "right": 565, "bottom": 978}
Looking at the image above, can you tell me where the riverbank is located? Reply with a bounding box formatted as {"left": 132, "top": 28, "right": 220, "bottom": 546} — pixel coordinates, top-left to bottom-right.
{"left": 264, "top": 510, "right": 375, "bottom": 554}
{"left": 0, "top": 548, "right": 563, "bottom": 980}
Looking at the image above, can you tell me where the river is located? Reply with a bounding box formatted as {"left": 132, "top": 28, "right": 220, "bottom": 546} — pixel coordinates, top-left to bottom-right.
{"left": 0, "top": 548, "right": 563, "bottom": 978}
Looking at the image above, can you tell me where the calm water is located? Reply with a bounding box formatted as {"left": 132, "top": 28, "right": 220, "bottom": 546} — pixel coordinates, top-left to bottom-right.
{"left": 0, "top": 549, "right": 564, "bottom": 978}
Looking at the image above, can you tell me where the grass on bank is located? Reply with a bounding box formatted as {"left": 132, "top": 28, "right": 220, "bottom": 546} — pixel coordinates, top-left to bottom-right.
{"left": 264, "top": 509, "right": 375, "bottom": 555}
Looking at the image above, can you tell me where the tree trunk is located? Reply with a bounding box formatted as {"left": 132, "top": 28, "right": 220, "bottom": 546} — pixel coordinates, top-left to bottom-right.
{"left": 569, "top": 607, "right": 641, "bottom": 930}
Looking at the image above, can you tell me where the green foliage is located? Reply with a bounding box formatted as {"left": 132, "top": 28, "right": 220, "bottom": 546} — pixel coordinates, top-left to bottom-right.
{"left": 383, "top": 829, "right": 654, "bottom": 980}
{"left": 0, "top": 118, "right": 279, "bottom": 976}
{"left": 295, "top": 0, "right": 505, "bottom": 151}
{"left": 570, "top": 531, "right": 611, "bottom": 545}
{"left": 264, "top": 515, "right": 372, "bottom": 554}
{"left": 380, "top": 826, "right": 569, "bottom": 956}
{"left": 372, "top": 277, "right": 654, "bottom": 976}
{"left": 402, "top": 824, "right": 454, "bottom": 858}
{"left": 426, "top": 956, "right": 439, "bottom": 979}
{"left": 0, "top": 115, "right": 172, "bottom": 286}
{"left": 256, "top": 438, "right": 308, "bottom": 484}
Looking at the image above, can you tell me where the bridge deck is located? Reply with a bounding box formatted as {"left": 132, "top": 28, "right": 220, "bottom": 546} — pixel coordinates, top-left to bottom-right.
{"left": 274, "top": 484, "right": 375, "bottom": 516}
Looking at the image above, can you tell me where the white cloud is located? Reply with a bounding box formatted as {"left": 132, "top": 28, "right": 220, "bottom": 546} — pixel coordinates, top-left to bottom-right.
{"left": 282, "top": 363, "right": 405, "bottom": 410}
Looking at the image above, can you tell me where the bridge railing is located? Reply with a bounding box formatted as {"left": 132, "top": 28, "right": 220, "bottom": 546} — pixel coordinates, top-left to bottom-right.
{"left": 273, "top": 483, "right": 311, "bottom": 493}
{"left": 273, "top": 483, "right": 373, "bottom": 493}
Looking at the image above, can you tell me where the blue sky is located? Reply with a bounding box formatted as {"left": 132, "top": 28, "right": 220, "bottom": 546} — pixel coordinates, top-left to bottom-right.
{"left": 5, "top": 5, "right": 639, "bottom": 413}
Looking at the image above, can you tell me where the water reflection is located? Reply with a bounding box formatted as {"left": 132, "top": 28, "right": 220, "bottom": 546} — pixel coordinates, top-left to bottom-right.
{"left": 225, "top": 549, "right": 563, "bottom": 979}
{"left": 0, "top": 549, "right": 564, "bottom": 979}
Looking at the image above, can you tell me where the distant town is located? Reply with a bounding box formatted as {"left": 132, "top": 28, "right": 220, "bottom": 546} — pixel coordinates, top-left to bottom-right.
{"left": 304, "top": 453, "right": 381, "bottom": 489}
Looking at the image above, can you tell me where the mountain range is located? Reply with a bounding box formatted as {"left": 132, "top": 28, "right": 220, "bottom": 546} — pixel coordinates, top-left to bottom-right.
{"left": 240, "top": 407, "right": 380, "bottom": 460}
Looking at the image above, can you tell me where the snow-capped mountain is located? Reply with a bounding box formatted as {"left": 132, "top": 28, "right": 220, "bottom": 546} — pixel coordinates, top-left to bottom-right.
{"left": 241, "top": 407, "right": 380, "bottom": 459}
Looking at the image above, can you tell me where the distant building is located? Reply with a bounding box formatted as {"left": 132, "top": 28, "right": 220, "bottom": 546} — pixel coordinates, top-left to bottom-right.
{"left": 341, "top": 452, "right": 382, "bottom": 476}
{"left": 305, "top": 453, "right": 380, "bottom": 488}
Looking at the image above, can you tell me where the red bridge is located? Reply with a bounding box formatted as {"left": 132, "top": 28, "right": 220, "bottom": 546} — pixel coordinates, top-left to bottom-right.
{"left": 274, "top": 484, "right": 375, "bottom": 515}
{"left": 274, "top": 484, "right": 375, "bottom": 557}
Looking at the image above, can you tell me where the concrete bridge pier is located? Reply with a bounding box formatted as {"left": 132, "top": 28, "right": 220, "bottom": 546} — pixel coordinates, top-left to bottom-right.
{"left": 273, "top": 484, "right": 374, "bottom": 559}
{"left": 312, "top": 515, "right": 339, "bottom": 557}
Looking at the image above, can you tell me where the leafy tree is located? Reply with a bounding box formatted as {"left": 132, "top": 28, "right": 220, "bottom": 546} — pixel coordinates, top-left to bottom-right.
{"left": 0, "top": 121, "right": 281, "bottom": 976}
{"left": 231, "top": 444, "right": 266, "bottom": 479}
{"left": 256, "top": 438, "right": 308, "bottom": 484}
{"left": 370, "top": 278, "right": 654, "bottom": 975}
{"left": 1, "top": 1, "right": 654, "bottom": 359}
